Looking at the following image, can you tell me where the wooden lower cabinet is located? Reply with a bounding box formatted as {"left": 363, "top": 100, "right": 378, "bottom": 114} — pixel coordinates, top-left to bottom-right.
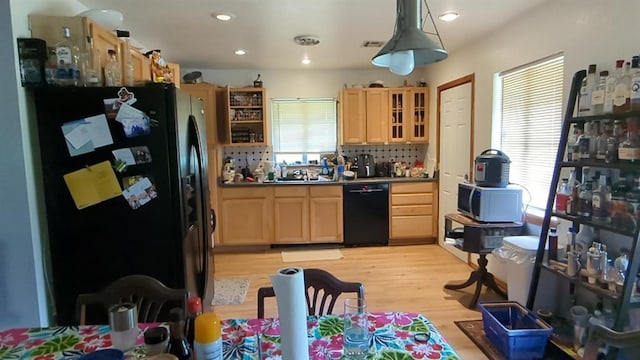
{"left": 273, "top": 186, "right": 343, "bottom": 244}
{"left": 309, "top": 186, "right": 343, "bottom": 243}
{"left": 274, "top": 187, "right": 309, "bottom": 244}
{"left": 219, "top": 187, "right": 273, "bottom": 245}
{"left": 390, "top": 182, "right": 437, "bottom": 243}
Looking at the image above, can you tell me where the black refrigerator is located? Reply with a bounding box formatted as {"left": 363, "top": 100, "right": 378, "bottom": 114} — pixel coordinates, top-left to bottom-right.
{"left": 33, "top": 83, "right": 215, "bottom": 325}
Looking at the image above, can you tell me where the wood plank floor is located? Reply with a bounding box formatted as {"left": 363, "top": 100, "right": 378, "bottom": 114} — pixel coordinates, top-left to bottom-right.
{"left": 209, "top": 244, "right": 503, "bottom": 359}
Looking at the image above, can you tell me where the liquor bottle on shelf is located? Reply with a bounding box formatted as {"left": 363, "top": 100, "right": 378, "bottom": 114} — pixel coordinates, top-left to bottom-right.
{"left": 548, "top": 227, "right": 559, "bottom": 261}
{"left": 631, "top": 56, "right": 640, "bottom": 111}
{"left": 79, "top": 36, "right": 101, "bottom": 87}
{"left": 596, "top": 120, "right": 611, "bottom": 161}
{"left": 618, "top": 117, "right": 640, "bottom": 162}
{"left": 588, "top": 121, "right": 598, "bottom": 159}
{"left": 578, "top": 64, "right": 597, "bottom": 116}
{"left": 566, "top": 169, "right": 580, "bottom": 216}
{"left": 592, "top": 70, "right": 608, "bottom": 115}
{"left": 613, "top": 59, "right": 631, "bottom": 113}
{"left": 117, "top": 31, "right": 135, "bottom": 87}
{"left": 575, "top": 225, "right": 596, "bottom": 261}
{"left": 592, "top": 174, "right": 610, "bottom": 222}
{"left": 54, "top": 27, "right": 80, "bottom": 86}
{"left": 567, "top": 123, "right": 580, "bottom": 161}
{"left": 104, "top": 49, "right": 122, "bottom": 87}
{"left": 555, "top": 178, "right": 571, "bottom": 213}
{"left": 604, "top": 65, "right": 617, "bottom": 114}
{"left": 626, "top": 176, "right": 640, "bottom": 229}
{"left": 577, "top": 180, "right": 594, "bottom": 218}
{"left": 577, "top": 124, "right": 591, "bottom": 160}
{"left": 610, "top": 176, "right": 632, "bottom": 231}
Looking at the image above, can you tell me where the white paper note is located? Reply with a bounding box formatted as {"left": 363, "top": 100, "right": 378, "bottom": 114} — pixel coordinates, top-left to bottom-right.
{"left": 64, "top": 123, "right": 91, "bottom": 150}
{"left": 84, "top": 114, "right": 113, "bottom": 148}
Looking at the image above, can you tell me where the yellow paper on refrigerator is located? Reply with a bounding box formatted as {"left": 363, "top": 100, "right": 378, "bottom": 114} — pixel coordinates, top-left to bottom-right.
{"left": 63, "top": 161, "right": 122, "bottom": 209}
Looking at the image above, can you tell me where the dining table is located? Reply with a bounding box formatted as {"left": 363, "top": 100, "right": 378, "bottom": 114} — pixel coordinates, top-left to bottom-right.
{"left": 0, "top": 312, "right": 460, "bottom": 359}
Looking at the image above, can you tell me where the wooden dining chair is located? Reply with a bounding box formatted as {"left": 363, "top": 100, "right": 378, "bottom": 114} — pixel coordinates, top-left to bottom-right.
{"left": 257, "top": 268, "right": 365, "bottom": 318}
{"left": 76, "top": 274, "right": 188, "bottom": 325}
{"left": 582, "top": 323, "right": 640, "bottom": 360}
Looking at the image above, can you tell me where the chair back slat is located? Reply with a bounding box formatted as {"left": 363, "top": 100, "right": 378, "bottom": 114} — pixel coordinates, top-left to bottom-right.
{"left": 75, "top": 275, "right": 188, "bottom": 325}
{"left": 257, "top": 268, "right": 365, "bottom": 318}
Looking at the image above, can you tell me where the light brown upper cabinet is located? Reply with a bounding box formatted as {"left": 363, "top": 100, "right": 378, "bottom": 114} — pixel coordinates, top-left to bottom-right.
{"left": 341, "top": 87, "right": 428, "bottom": 145}
{"left": 181, "top": 83, "right": 222, "bottom": 146}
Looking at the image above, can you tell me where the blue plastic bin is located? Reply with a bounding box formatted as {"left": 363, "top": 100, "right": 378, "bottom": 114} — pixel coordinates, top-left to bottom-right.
{"left": 478, "top": 301, "right": 553, "bottom": 360}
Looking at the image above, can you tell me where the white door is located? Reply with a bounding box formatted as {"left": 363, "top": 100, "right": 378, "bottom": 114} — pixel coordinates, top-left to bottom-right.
{"left": 438, "top": 79, "right": 473, "bottom": 261}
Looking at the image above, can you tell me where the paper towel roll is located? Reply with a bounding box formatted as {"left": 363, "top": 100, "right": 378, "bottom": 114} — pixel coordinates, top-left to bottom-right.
{"left": 271, "top": 267, "right": 309, "bottom": 360}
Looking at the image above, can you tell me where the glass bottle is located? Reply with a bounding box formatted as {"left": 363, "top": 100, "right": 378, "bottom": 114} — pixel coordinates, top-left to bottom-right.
{"left": 597, "top": 120, "right": 611, "bottom": 161}
{"left": 566, "top": 169, "right": 580, "bottom": 216}
{"left": 610, "top": 176, "right": 632, "bottom": 230}
{"left": 45, "top": 47, "right": 58, "bottom": 85}
{"left": 579, "top": 64, "right": 597, "bottom": 116}
{"left": 618, "top": 117, "right": 640, "bottom": 162}
{"left": 614, "top": 60, "right": 631, "bottom": 113}
{"left": 626, "top": 176, "right": 640, "bottom": 231}
{"left": 167, "top": 308, "right": 192, "bottom": 360}
{"left": 55, "top": 27, "right": 80, "bottom": 86}
{"left": 118, "top": 32, "right": 135, "bottom": 86}
{"left": 577, "top": 124, "right": 591, "bottom": 160}
{"left": 104, "top": 49, "right": 122, "bottom": 87}
{"left": 577, "top": 180, "right": 593, "bottom": 218}
{"left": 588, "top": 121, "right": 598, "bottom": 159}
{"left": 604, "top": 65, "right": 617, "bottom": 114}
{"left": 555, "top": 178, "right": 570, "bottom": 213}
{"left": 631, "top": 56, "right": 640, "bottom": 111}
{"left": 80, "top": 36, "right": 101, "bottom": 87}
{"left": 592, "top": 174, "right": 610, "bottom": 222}
{"left": 592, "top": 70, "right": 608, "bottom": 115}
{"left": 567, "top": 123, "right": 579, "bottom": 162}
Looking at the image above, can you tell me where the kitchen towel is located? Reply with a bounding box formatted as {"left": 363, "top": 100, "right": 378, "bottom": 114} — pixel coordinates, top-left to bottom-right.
{"left": 270, "top": 267, "right": 309, "bottom": 360}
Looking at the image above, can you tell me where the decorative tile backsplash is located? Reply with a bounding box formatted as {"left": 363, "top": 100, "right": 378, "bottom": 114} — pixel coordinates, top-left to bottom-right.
{"left": 222, "top": 143, "right": 427, "bottom": 169}
{"left": 340, "top": 144, "right": 427, "bottom": 164}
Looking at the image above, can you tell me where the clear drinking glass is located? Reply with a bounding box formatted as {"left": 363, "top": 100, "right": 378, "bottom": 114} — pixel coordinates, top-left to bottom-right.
{"left": 343, "top": 298, "right": 370, "bottom": 359}
{"left": 108, "top": 302, "right": 138, "bottom": 352}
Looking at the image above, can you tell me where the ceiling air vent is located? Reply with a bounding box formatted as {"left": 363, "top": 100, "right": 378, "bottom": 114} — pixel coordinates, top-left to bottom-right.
{"left": 361, "top": 40, "right": 385, "bottom": 48}
{"left": 293, "top": 35, "right": 320, "bottom": 46}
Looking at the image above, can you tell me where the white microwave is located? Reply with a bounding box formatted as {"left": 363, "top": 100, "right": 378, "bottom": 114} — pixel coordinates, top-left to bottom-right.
{"left": 457, "top": 183, "right": 523, "bottom": 222}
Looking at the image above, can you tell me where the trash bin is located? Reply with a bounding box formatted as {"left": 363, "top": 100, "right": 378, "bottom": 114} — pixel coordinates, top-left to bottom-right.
{"left": 493, "top": 235, "right": 541, "bottom": 305}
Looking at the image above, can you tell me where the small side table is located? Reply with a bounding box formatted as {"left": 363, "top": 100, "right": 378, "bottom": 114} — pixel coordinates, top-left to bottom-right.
{"left": 443, "top": 213, "right": 522, "bottom": 309}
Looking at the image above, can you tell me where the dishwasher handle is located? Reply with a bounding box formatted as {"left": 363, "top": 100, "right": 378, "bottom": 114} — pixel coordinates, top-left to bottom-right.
{"left": 348, "top": 188, "right": 385, "bottom": 193}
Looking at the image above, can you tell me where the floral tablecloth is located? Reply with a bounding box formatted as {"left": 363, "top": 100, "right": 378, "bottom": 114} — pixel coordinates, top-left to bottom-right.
{"left": 222, "top": 312, "right": 460, "bottom": 360}
{"left": 0, "top": 312, "right": 460, "bottom": 360}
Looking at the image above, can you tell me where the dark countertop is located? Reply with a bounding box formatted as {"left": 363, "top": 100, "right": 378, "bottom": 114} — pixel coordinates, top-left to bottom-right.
{"left": 219, "top": 176, "right": 437, "bottom": 187}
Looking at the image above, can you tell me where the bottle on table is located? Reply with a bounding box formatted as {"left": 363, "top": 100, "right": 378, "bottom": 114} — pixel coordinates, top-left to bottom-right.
{"left": 578, "top": 64, "right": 597, "bottom": 116}
{"left": 194, "top": 312, "right": 222, "bottom": 360}
{"left": 591, "top": 70, "right": 608, "bottom": 115}
{"left": 185, "top": 296, "right": 202, "bottom": 348}
{"left": 631, "top": 56, "right": 640, "bottom": 111}
{"left": 614, "top": 60, "right": 631, "bottom": 113}
{"left": 104, "top": 49, "right": 122, "bottom": 87}
{"left": 54, "top": 27, "right": 80, "bottom": 86}
{"left": 167, "top": 308, "right": 192, "bottom": 360}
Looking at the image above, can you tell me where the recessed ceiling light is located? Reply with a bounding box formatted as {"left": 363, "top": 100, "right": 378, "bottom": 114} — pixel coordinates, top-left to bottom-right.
{"left": 438, "top": 12, "right": 460, "bottom": 22}
{"left": 212, "top": 12, "right": 234, "bottom": 21}
{"left": 301, "top": 58, "right": 311, "bottom": 65}
{"left": 234, "top": 49, "right": 246, "bottom": 55}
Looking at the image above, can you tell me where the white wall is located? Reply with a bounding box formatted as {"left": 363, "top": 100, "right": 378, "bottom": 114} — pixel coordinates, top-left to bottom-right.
{"left": 422, "top": 0, "right": 639, "bottom": 160}
{"left": 183, "top": 68, "right": 422, "bottom": 98}
{"left": 421, "top": 0, "right": 639, "bottom": 283}
{"left": 1, "top": 0, "right": 88, "bottom": 328}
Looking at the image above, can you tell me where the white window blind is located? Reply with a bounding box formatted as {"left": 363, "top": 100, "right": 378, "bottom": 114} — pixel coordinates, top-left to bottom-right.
{"left": 499, "top": 55, "right": 564, "bottom": 209}
{"left": 271, "top": 98, "right": 337, "bottom": 153}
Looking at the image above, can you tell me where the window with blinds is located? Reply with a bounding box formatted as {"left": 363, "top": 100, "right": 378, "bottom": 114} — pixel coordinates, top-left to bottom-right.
{"left": 271, "top": 98, "right": 337, "bottom": 155}
{"left": 497, "top": 55, "right": 564, "bottom": 209}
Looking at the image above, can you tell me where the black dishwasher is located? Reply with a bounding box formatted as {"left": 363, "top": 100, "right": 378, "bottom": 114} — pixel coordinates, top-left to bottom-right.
{"left": 343, "top": 183, "right": 389, "bottom": 246}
